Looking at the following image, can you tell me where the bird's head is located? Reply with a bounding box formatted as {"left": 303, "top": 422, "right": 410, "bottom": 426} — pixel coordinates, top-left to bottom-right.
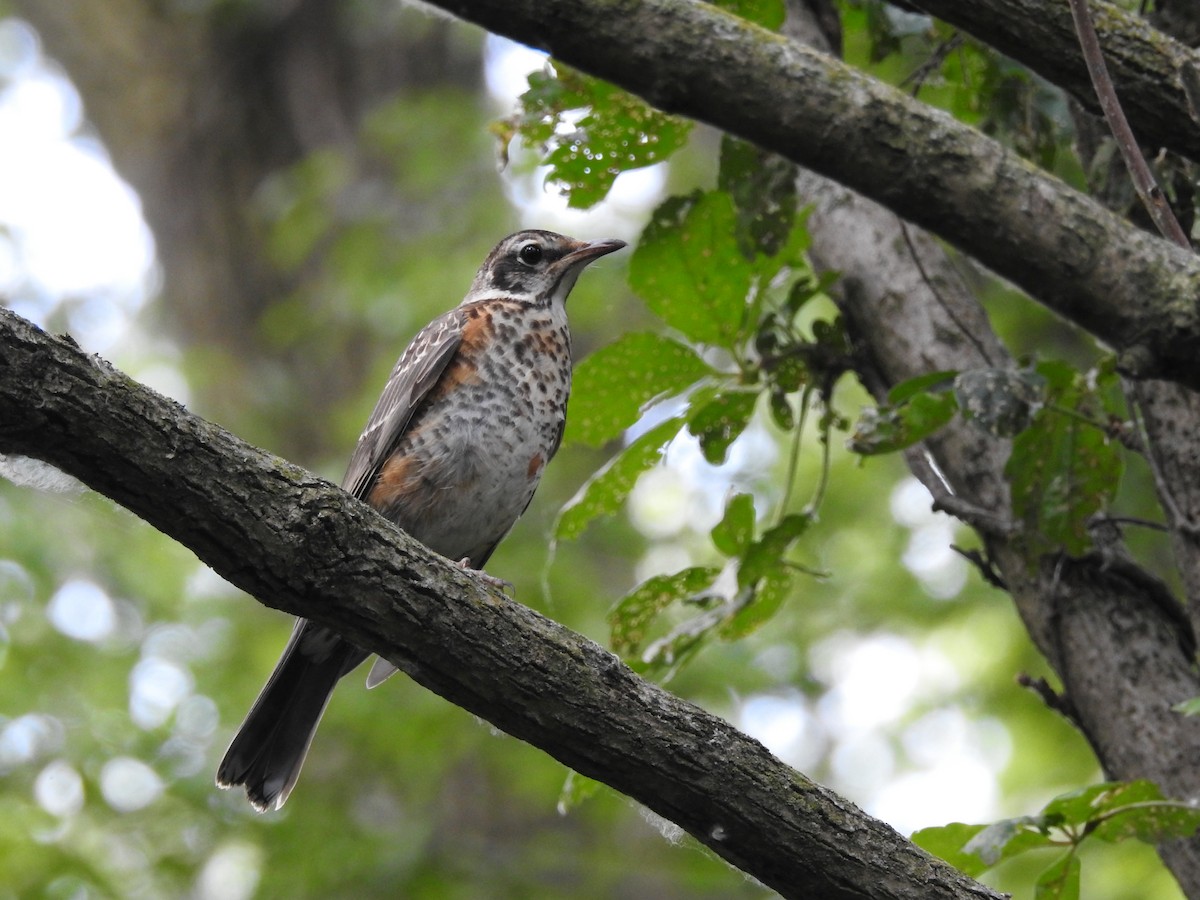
{"left": 467, "top": 230, "right": 626, "bottom": 308}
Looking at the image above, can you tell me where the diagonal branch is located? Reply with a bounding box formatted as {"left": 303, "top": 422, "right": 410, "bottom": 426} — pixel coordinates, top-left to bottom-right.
{"left": 423, "top": 0, "right": 1200, "bottom": 391}
{"left": 1067, "top": 0, "right": 1191, "bottom": 247}
{"left": 906, "top": 0, "right": 1200, "bottom": 164}
{"left": 0, "top": 311, "right": 1003, "bottom": 899}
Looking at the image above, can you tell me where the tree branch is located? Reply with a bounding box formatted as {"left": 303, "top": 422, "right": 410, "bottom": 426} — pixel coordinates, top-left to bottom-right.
{"left": 0, "top": 310, "right": 1003, "bottom": 898}
{"left": 1067, "top": 0, "right": 1191, "bottom": 247}
{"left": 906, "top": 0, "right": 1200, "bottom": 165}
{"left": 422, "top": 0, "right": 1200, "bottom": 392}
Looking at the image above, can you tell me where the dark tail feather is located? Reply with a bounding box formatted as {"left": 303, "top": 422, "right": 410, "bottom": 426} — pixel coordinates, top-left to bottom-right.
{"left": 217, "top": 619, "right": 367, "bottom": 811}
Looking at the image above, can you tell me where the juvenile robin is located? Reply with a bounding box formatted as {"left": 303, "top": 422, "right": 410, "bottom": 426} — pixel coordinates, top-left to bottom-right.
{"left": 217, "top": 230, "right": 625, "bottom": 810}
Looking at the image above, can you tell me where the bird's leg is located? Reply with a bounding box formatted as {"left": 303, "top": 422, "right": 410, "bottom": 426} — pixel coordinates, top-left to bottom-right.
{"left": 458, "top": 557, "right": 514, "bottom": 595}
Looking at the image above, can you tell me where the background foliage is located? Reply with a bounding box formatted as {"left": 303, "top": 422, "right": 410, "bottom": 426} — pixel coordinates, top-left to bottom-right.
{"left": 0, "top": 0, "right": 1192, "bottom": 897}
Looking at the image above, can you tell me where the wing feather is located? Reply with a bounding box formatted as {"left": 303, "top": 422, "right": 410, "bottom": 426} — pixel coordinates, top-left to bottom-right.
{"left": 341, "top": 309, "right": 464, "bottom": 500}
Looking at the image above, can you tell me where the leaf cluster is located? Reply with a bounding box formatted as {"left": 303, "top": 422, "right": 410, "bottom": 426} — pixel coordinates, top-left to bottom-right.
{"left": 915, "top": 781, "right": 1200, "bottom": 900}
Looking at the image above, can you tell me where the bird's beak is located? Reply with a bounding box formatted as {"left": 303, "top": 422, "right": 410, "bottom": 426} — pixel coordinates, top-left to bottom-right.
{"left": 563, "top": 238, "right": 627, "bottom": 267}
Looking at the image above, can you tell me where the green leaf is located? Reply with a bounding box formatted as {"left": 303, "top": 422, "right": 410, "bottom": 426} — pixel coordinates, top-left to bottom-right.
{"left": 555, "top": 416, "right": 687, "bottom": 540}
{"left": 512, "top": 65, "right": 692, "bottom": 208}
{"left": 1035, "top": 853, "right": 1080, "bottom": 900}
{"left": 963, "top": 816, "right": 1055, "bottom": 866}
{"left": 916, "top": 816, "right": 1057, "bottom": 878}
{"left": 847, "top": 390, "right": 958, "bottom": 455}
{"left": 687, "top": 390, "right": 759, "bottom": 464}
{"left": 1174, "top": 696, "right": 1200, "bottom": 716}
{"left": 1091, "top": 800, "right": 1200, "bottom": 845}
{"left": 709, "top": 0, "right": 786, "bottom": 30}
{"left": 1041, "top": 782, "right": 1151, "bottom": 828}
{"left": 888, "top": 370, "right": 958, "bottom": 405}
{"left": 720, "top": 565, "right": 793, "bottom": 639}
{"left": 566, "top": 333, "right": 714, "bottom": 447}
{"left": 711, "top": 492, "right": 756, "bottom": 556}
{"left": 768, "top": 389, "right": 795, "bottom": 430}
{"left": 1041, "top": 780, "right": 1200, "bottom": 845}
{"left": 739, "top": 513, "right": 811, "bottom": 587}
{"left": 609, "top": 566, "right": 722, "bottom": 657}
{"left": 1006, "top": 405, "right": 1122, "bottom": 557}
{"left": 718, "top": 135, "right": 801, "bottom": 258}
{"left": 557, "top": 770, "right": 601, "bottom": 814}
{"left": 912, "top": 823, "right": 991, "bottom": 877}
{"left": 630, "top": 191, "right": 753, "bottom": 348}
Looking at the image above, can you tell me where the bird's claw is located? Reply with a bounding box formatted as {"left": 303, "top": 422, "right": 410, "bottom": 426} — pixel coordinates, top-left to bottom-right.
{"left": 458, "top": 557, "right": 514, "bottom": 596}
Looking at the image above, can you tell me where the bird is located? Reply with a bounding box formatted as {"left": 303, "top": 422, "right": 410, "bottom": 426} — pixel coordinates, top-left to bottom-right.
{"left": 216, "top": 230, "right": 625, "bottom": 811}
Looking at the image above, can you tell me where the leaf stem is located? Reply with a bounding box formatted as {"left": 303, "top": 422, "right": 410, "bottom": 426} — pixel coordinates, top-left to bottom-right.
{"left": 778, "top": 385, "right": 811, "bottom": 522}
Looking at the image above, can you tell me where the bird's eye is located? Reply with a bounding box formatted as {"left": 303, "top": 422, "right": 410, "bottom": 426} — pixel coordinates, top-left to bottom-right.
{"left": 518, "top": 243, "right": 543, "bottom": 265}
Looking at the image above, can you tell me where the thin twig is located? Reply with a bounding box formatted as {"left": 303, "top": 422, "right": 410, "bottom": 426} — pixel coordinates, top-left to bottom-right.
{"left": 1067, "top": 0, "right": 1191, "bottom": 248}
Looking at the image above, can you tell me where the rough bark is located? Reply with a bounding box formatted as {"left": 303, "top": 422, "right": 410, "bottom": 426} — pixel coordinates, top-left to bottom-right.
{"left": 905, "top": 0, "right": 1200, "bottom": 163}
{"left": 797, "top": 172, "right": 1200, "bottom": 892}
{"left": 0, "top": 307, "right": 1003, "bottom": 900}
{"left": 780, "top": 1, "right": 1200, "bottom": 886}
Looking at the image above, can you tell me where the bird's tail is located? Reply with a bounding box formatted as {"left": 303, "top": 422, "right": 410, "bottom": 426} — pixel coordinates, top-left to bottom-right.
{"left": 216, "top": 619, "right": 366, "bottom": 811}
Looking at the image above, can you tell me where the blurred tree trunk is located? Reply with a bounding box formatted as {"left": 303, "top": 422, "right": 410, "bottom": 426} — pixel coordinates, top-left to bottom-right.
{"left": 15, "top": 0, "right": 483, "bottom": 459}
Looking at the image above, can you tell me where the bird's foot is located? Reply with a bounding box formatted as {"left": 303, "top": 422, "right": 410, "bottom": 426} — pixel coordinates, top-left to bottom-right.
{"left": 458, "top": 558, "right": 514, "bottom": 596}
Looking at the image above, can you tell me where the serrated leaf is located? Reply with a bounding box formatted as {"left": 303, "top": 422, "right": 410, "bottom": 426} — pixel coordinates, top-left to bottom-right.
{"left": 566, "top": 333, "right": 714, "bottom": 447}
{"left": 630, "top": 191, "right": 753, "bottom": 348}
{"left": 609, "top": 565, "right": 722, "bottom": 657}
{"left": 739, "top": 513, "right": 811, "bottom": 587}
{"left": 555, "top": 416, "right": 686, "bottom": 540}
{"left": 512, "top": 64, "right": 691, "bottom": 208}
{"left": 1006, "top": 406, "right": 1122, "bottom": 557}
{"left": 710, "top": 0, "right": 786, "bottom": 29}
{"left": 688, "top": 390, "right": 759, "bottom": 464}
{"left": 720, "top": 565, "right": 793, "bottom": 639}
{"left": 1035, "top": 853, "right": 1080, "bottom": 900}
{"left": 711, "top": 492, "right": 756, "bottom": 556}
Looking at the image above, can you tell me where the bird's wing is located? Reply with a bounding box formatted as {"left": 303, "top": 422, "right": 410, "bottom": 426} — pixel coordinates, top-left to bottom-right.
{"left": 341, "top": 308, "right": 464, "bottom": 500}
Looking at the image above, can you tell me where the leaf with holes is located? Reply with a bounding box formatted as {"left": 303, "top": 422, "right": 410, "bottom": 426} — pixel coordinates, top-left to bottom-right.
{"left": 1035, "top": 853, "right": 1080, "bottom": 900}
{"left": 512, "top": 64, "right": 691, "bottom": 208}
{"left": 718, "top": 135, "right": 801, "bottom": 259}
{"left": 738, "top": 513, "right": 811, "bottom": 588}
{"left": 688, "top": 389, "right": 759, "bottom": 464}
{"left": 609, "top": 566, "right": 722, "bottom": 658}
{"left": 566, "top": 332, "right": 714, "bottom": 447}
{"left": 630, "top": 191, "right": 754, "bottom": 348}
{"left": 720, "top": 564, "right": 793, "bottom": 639}
{"left": 711, "top": 492, "right": 756, "bottom": 556}
{"left": 1006, "top": 406, "right": 1122, "bottom": 558}
{"left": 555, "top": 416, "right": 686, "bottom": 540}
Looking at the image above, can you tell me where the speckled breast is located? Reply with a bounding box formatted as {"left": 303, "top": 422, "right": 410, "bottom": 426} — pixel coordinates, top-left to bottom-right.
{"left": 370, "top": 296, "right": 572, "bottom": 566}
